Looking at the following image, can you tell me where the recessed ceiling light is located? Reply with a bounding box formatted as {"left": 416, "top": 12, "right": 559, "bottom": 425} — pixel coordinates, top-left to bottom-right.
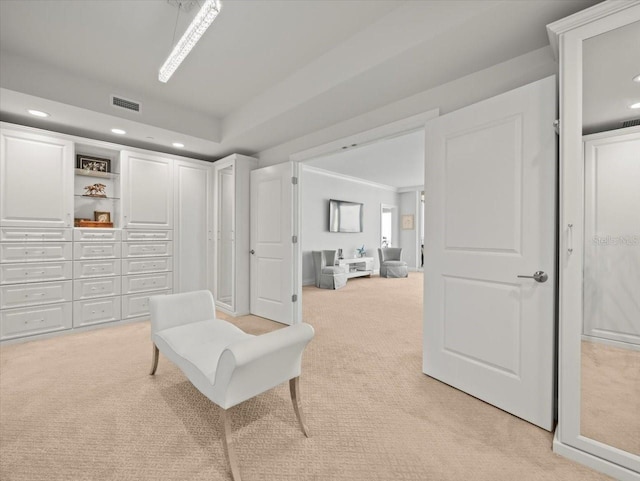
{"left": 630, "top": 102, "right": 640, "bottom": 109}
{"left": 27, "top": 109, "right": 50, "bottom": 118}
{"left": 633, "top": 74, "right": 640, "bottom": 83}
{"left": 172, "top": 142, "right": 185, "bottom": 148}
{"left": 111, "top": 128, "right": 126, "bottom": 135}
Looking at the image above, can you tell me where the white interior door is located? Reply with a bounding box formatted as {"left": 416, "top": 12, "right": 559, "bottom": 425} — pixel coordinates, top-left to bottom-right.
{"left": 423, "top": 76, "right": 556, "bottom": 430}
{"left": 250, "top": 162, "right": 294, "bottom": 325}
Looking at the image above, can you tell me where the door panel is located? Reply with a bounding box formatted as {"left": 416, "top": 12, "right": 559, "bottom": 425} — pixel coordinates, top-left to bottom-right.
{"left": 424, "top": 76, "right": 556, "bottom": 430}
{"left": 121, "top": 151, "right": 173, "bottom": 229}
{"left": 250, "top": 163, "right": 293, "bottom": 325}
{"left": 0, "top": 130, "right": 73, "bottom": 227}
{"left": 174, "top": 160, "right": 212, "bottom": 293}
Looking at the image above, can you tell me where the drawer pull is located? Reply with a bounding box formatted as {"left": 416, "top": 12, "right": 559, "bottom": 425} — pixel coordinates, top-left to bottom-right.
{"left": 24, "top": 319, "right": 43, "bottom": 324}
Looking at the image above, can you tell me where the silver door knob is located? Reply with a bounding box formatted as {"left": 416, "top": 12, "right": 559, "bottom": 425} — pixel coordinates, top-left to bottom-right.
{"left": 250, "top": 249, "right": 255, "bottom": 255}
{"left": 517, "top": 271, "right": 548, "bottom": 283}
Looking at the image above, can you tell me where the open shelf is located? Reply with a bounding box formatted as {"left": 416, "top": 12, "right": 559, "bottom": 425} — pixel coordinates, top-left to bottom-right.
{"left": 74, "top": 168, "right": 119, "bottom": 179}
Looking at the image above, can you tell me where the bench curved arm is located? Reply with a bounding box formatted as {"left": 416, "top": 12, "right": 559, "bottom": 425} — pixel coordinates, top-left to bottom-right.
{"left": 213, "top": 323, "right": 315, "bottom": 409}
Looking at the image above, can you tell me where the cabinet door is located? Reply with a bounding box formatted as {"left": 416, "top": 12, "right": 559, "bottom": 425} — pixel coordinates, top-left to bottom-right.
{"left": 121, "top": 151, "right": 173, "bottom": 229}
{"left": 174, "top": 160, "right": 212, "bottom": 293}
{"left": 0, "top": 129, "right": 73, "bottom": 227}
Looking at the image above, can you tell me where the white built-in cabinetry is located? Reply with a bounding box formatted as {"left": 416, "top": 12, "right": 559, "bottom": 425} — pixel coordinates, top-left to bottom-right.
{"left": 122, "top": 229, "right": 173, "bottom": 321}
{"left": 213, "top": 154, "right": 257, "bottom": 316}
{"left": 0, "top": 129, "right": 73, "bottom": 228}
{"left": 0, "top": 227, "right": 73, "bottom": 340}
{"left": 0, "top": 123, "right": 217, "bottom": 342}
{"left": 122, "top": 151, "right": 173, "bottom": 230}
{"left": 174, "top": 159, "right": 213, "bottom": 294}
{"left": 72, "top": 228, "right": 121, "bottom": 327}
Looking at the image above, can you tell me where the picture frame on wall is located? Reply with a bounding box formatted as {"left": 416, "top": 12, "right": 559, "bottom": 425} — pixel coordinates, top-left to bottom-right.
{"left": 77, "top": 154, "right": 111, "bottom": 173}
{"left": 401, "top": 214, "right": 414, "bottom": 230}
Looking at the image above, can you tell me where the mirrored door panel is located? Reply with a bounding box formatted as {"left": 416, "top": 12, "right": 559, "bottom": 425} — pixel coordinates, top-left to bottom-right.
{"left": 216, "top": 165, "right": 234, "bottom": 309}
{"left": 581, "top": 131, "right": 640, "bottom": 456}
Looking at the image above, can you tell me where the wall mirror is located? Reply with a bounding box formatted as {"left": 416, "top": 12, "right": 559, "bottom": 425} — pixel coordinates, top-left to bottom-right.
{"left": 580, "top": 19, "right": 640, "bottom": 459}
{"left": 216, "top": 164, "right": 234, "bottom": 310}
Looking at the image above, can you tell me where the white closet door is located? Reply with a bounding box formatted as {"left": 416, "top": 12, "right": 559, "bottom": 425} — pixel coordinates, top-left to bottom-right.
{"left": 121, "top": 151, "right": 173, "bottom": 229}
{"left": 1, "top": 129, "right": 73, "bottom": 227}
{"left": 174, "top": 159, "right": 213, "bottom": 293}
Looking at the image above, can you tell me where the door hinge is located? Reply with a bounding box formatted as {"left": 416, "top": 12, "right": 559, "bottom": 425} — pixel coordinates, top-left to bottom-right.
{"left": 291, "top": 176, "right": 298, "bottom": 185}
{"left": 553, "top": 119, "right": 560, "bottom": 135}
{"left": 292, "top": 294, "right": 298, "bottom": 302}
{"left": 292, "top": 235, "right": 298, "bottom": 243}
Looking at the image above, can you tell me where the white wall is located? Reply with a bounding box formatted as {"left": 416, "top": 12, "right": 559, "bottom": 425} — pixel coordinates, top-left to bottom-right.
{"left": 301, "top": 165, "right": 399, "bottom": 285}
{"left": 398, "top": 190, "right": 420, "bottom": 269}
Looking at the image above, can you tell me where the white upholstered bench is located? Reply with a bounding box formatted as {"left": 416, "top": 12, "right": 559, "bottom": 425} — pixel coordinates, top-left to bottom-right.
{"left": 149, "top": 290, "right": 314, "bottom": 481}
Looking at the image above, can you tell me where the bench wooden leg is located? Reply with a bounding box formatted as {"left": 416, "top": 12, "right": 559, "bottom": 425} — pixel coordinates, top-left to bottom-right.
{"left": 290, "top": 377, "right": 310, "bottom": 437}
{"left": 149, "top": 344, "right": 159, "bottom": 375}
{"left": 221, "top": 410, "right": 242, "bottom": 481}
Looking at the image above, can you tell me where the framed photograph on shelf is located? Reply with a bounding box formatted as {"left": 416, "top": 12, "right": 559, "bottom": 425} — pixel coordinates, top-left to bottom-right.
{"left": 77, "top": 154, "right": 111, "bottom": 173}
{"left": 94, "top": 211, "right": 111, "bottom": 223}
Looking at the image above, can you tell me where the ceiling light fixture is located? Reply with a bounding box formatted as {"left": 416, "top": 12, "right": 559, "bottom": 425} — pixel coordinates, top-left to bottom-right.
{"left": 111, "top": 128, "right": 126, "bottom": 135}
{"left": 630, "top": 102, "right": 640, "bottom": 109}
{"left": 159, "top": 0, "right": 222, "bottom": 83}
{"left": 27, "top": 109, "right": 50, "bottom": 118}
{"left": 633, "top": 74, "right": 640, "bottom": 83}
{"left": 172, "top": 142, "right": 185, "bottom": 148}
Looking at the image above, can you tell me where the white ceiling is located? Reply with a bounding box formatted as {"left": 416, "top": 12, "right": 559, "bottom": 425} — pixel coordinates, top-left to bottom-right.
{"left": 583, "top": 20, "right": 640, "bottom": 134}
{"left": 0, "top": 0, "right": 599, "bottom": 161}
{"left": 305, "top": 130, "right": 425, "bottom": 189}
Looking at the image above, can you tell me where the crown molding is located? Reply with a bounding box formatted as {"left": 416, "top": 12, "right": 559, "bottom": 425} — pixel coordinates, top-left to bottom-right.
{"left": 546, "top": 0, "right": 640, "bottom": 59}
{"left": 301, "top": 165, "right": 398, "bottom": 192}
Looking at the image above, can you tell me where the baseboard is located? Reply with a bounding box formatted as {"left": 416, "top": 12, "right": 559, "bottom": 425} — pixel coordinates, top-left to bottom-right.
{"left": 553, "top": 431, "right": 640, "bottom": 481}
{"left": 581, "top": 334, "right": 640, "bottom": 352}
{"left": 303, "top": 277, "right": 315, "bottom": 286}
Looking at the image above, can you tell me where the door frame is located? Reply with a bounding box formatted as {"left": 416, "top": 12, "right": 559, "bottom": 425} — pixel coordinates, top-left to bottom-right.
{"left": 380, "top": 203, "right": 398, "bottom": 248}
{"left": 289, "top": 109, "right": 440, "bottom": 323}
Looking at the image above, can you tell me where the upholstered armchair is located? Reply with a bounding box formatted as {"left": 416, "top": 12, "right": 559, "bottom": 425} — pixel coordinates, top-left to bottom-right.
{"left": 312, "top": 250, "right": 348, "bottom": 289}
{"left": 378, "top": 247, "right": 408, "bottom": 278}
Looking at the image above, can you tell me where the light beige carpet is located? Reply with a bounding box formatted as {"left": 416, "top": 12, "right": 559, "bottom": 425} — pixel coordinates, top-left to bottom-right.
{"left": 581, "top": 339, "right": 640, "bottom": 455}
{"left": 0, "top": 273, "right": 611, "bottom": 480}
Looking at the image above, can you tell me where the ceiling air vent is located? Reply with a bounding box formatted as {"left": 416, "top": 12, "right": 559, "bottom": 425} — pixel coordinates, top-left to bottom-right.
{"left": 111, "top": 95, "right": 141, "bottom": 113}
{"left": 622, "top": 118, "right": 640, "bottom": 128}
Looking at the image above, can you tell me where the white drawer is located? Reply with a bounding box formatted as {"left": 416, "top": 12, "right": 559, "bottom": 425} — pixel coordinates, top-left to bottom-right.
{"left": 0, "top": 280, "right": 73, "bottom": 309}
{"left": 123, "top": 272, "right": 172, "bottom": 294}
{"left": 121, "top": 257, "right": 172, "bottom": 275}
{"left": 73, "top": 259, "right": 121, "bottom": 279}
{"left": 1, "top": 261, "right": 72, "bottom": 285}
{"left": 123, "top": 241, "right": 172, "bottom": 258}
{"left": 73, "top": 297, "right": 121, "bottom": 327}
{"left": 1, "top": 302, "right": 72, "bottom": 340}
{"left": 122, "top": 290, "right": 171, "bottom": 320}
{"left": 73, "top": 277, "right": 121, "bottom": 300}
{"left": 0, "top": 227, "right": 72, "bottom": 242}
{"left": 1, "top": 242, "right": 72, "bottom": 263}
{"left": 73, "top": 242, "right": 121, "bottom": 260}
{"left": 123, "top": 230, "right": 172, "bottom": 241}
{"left": 73, "top": 229, "right": 121, "bottom": 242}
